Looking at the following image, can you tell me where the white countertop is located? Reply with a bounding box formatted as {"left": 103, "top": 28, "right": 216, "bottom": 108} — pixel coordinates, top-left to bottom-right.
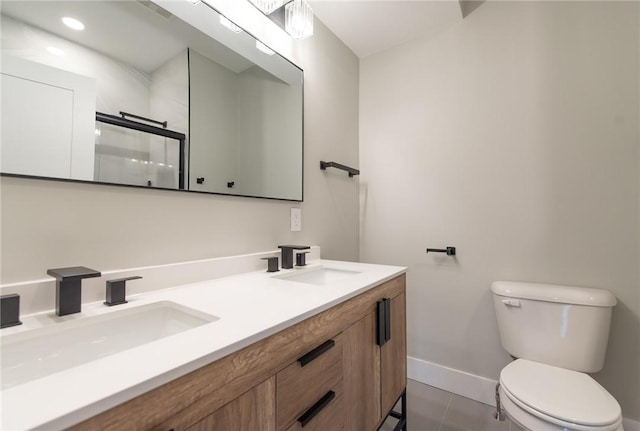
{"left": 0, "top": 259, "right": 406, "bottom": 430}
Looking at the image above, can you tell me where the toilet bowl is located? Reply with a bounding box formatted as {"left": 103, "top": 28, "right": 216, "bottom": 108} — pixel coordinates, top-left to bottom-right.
{"left": 491, "top": 281, "right": 623, "bottom": 431}
{"left": 499, "top": 359, "right": 623, "bottom": 431}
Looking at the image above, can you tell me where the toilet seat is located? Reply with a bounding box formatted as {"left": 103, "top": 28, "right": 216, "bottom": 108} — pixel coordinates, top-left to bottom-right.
{"left": 500, "top": 359, "right": 622, "bottom": 431}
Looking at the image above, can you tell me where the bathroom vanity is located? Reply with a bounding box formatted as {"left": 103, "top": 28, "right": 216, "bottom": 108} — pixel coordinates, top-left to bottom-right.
{"left": 71, "top": 273, "right": 405, "bottom": 431}
{"left": 0, "top": 259, "right": 406, "bottom": 430}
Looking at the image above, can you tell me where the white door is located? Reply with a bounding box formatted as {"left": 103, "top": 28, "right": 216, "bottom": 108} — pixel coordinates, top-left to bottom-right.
{"left": 1, "top": 54, "right": 96, "bottom": 180}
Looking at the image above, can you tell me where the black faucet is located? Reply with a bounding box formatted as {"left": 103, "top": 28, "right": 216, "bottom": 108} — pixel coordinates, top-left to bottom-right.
{"left": 105, "top": 276, "right": 142, "bottom": 306}
{"left": 261, "top": 256, "right": 280, "bottom": 273}
{"left": 278, "top": 245, "right": 310, "bottom": 269}
{"left": 296, "top": 251, "right": 310, "bottom": 267}
{"left": 1, "top": 294, "right": 22, "bottom": 328}
{"left": 104, "top": 275, "right": 142, "bottom": 307}
{"left": 47, "top": 266, "right": 101, "bottom": 316}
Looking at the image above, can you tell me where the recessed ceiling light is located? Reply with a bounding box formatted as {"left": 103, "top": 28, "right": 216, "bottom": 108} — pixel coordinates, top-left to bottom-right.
{"left": 47, "top": 46, "right": 65, "bottom": 56}
{"left": 62, "top": 17, "right": 85, "bottom": 31}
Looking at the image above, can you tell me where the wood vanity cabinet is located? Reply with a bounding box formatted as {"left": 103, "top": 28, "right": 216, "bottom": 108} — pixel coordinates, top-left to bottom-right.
{"left": 68, "top": 274, "right": 406, "bottom": 431}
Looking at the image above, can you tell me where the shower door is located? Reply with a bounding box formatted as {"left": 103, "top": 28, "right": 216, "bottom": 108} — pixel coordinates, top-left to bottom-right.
{"left": 94, "top": 112, "right": 186, "bottom": 189}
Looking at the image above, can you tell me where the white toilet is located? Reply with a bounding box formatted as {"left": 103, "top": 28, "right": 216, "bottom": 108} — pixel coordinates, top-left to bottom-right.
{"left": 492, "top": 281, "right": 624, "bottom": 431}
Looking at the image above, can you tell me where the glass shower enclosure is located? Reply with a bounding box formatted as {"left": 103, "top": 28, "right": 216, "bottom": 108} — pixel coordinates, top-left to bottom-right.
{"left": 94, "top": 112, "right": 185, "bottom": 190}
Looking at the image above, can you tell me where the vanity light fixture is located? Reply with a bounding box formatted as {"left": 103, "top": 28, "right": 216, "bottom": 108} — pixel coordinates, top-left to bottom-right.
{"left": 285, "top": 0, "right": 313, "bottom": 40}
{"left": 247, "top": 0, "right": 314, "bottom": 39}
{"left": 248, "top": 0, "right": 287, "bottom": 15}
{"left": 61, "top": 16, "right": 84, "bottom": 31}
{"left": 256, "top": 40, "right": 275, "bottom": 55}
{"left": 219, "top": 15, "right": 242, "bottom": 33}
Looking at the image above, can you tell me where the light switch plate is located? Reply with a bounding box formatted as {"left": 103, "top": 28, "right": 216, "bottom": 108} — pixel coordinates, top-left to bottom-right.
{"left": 290, "top": 207, "right": 301, "bottom": 231}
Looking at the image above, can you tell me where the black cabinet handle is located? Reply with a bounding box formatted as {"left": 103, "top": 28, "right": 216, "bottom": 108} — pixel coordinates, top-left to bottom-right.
{"left": 384, "top": 298, "right": 391, "bottom": 343}
{"left": 297, "top": 390, "right": 335, "bottom": 427}
{"left": 377, "top": 300, "right": 386, "bottom": 346}
{"left": 377, "top": 298, "right": 392, "bottom": 346}
{"left": 298, "top": 340, "right": 335, "bottom": 367}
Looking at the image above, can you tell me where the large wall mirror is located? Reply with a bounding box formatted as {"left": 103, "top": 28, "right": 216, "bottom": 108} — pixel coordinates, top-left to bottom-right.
{"left": 0, "top": 0, "right": 303, "bottom": 201}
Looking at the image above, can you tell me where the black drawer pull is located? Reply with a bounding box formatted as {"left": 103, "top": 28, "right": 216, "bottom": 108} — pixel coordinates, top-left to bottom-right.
{"left": 297, "top": 339, "right": 335, "bottom": 367}
{"left": 384, "top": 298, "right": 391, "bottom": 343}
{"left": 376, "top": 300, "right": 386, "bottom": 346}
{"left": 297, "top": 390, "right": 335, "bottom": 427}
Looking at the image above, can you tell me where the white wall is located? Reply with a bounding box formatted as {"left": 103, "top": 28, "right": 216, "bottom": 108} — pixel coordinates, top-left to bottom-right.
{"left": 149, "top": 49, "right": 189, "bottom": 188}
{"left": 1, "top": 18, "right": 359, "bottom": 285}
{"left": 237, "top": 66, "right": 303, "bottom": 200}
{"left": 188, "top": 51, "right": 302, "bottom": 199}
{"left": 293, "top": 22, "right": 360, "bottom": 259}
{"left": 360, "top": 1, "right": 639, "bottom": 421}
{"left": 188, "top": 49, "right": 240, "bottom": 193}
{"left": 1, "top": 15, "right": 151, "bottom": 116}
{"left": 150, "top": 49, "right": 189, "bottom": 135}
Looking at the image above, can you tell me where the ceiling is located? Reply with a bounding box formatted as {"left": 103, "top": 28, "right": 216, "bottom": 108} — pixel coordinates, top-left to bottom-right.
{"left": 307, "top": 0, "right": 467, "bottom": 59}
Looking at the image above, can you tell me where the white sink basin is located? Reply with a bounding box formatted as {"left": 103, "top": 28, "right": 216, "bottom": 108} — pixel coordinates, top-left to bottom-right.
{"left": 1, "top": 301, "right": 217, "bottom": 390}
{"left": 277, "top": 266, "right": 361, "bottom": 285}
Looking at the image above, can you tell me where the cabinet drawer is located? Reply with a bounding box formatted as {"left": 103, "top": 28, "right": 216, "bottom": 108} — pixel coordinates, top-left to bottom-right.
{"left": 285, "top": 382, "right": 344, "bottom": 431}
{"left": 276, "top": 334, "right": 343, "bottom": 430}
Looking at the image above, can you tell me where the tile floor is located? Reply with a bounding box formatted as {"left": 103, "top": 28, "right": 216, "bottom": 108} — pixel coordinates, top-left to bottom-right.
{"left": 380, "top": 379, "right": 526, "bottom": 431}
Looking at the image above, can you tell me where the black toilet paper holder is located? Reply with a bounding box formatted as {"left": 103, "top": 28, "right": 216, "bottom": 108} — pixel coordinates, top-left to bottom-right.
{"left": 426, "top": 246, "right": 456, "bottom": 256}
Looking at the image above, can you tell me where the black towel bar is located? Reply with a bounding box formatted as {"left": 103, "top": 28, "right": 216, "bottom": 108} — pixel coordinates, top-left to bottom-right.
{"left": 320, "top": 161, "right": 360, "bottom": 177}
{"left": 120, "top": 111, "right": 167, "bottom": 128}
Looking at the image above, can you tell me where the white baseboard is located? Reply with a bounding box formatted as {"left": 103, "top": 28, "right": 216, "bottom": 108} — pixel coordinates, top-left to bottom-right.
{"left": 407, "top": 356, "right": 498, "bottom": 407}
{"left": 624, "top": 418, "right": 640, "bottom": 431}
{"left": 407, "top": 356, "right": 640, "bottom": 429}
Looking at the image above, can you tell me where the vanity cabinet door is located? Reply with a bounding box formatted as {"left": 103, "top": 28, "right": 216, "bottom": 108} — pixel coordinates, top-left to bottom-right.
{"left": 186, "top": 377, "right": 276, "bottom": 431}
{"left": 380, "top": 292, "right": 407, "bottom": 415}
{"left": 343, "top": 312, "right": 381, "bottom": 431}
{"left": 343, "top": 286, "right": 406, "bottom": 431}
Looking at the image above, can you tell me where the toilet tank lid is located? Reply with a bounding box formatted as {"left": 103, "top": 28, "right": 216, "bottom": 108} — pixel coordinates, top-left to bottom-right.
{"left": 491, "top": 281, "right": 616, "bottom": 307}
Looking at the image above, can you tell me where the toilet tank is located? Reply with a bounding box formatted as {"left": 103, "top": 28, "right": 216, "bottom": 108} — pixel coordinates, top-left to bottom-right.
{"left": 491, "top": 281, "right": 617, "bottom": 373}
